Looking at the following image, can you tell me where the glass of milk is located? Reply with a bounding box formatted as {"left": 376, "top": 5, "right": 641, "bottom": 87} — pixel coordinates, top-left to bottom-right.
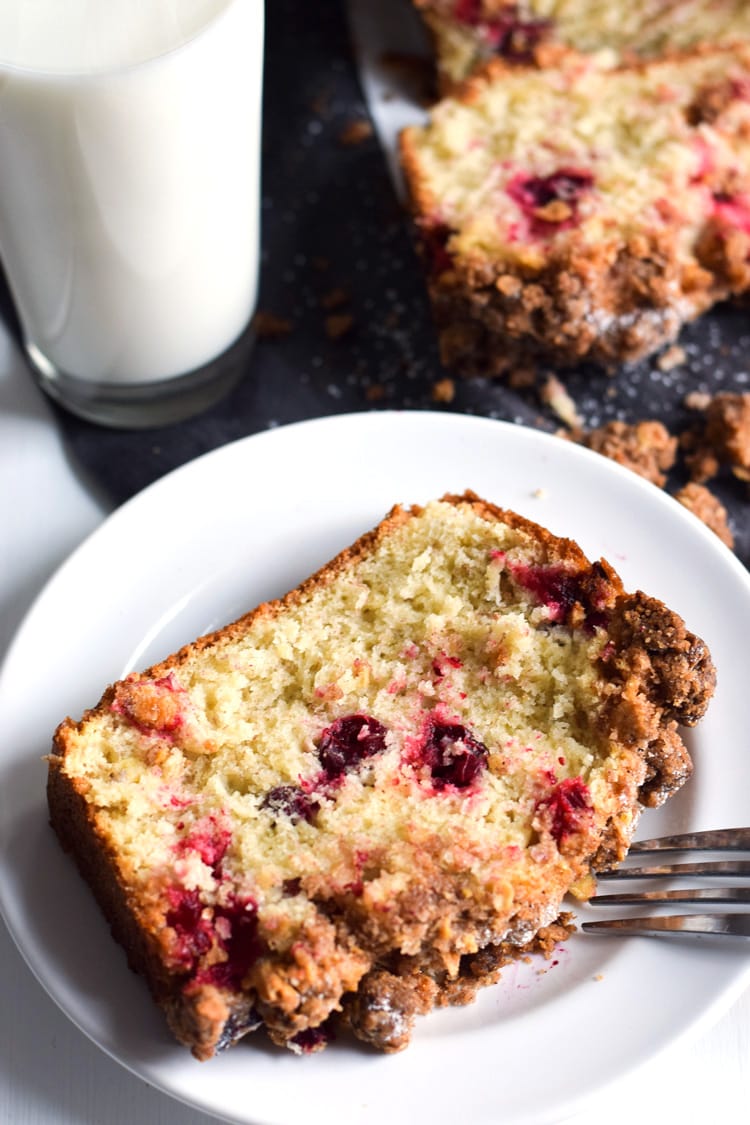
{"left": 0, "top": 0, "right": 263, "bottom": 427}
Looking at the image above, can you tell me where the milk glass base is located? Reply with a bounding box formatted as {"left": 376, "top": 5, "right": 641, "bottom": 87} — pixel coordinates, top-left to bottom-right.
{"left": 27, "top": 333, "right": 255, "bottom": 429}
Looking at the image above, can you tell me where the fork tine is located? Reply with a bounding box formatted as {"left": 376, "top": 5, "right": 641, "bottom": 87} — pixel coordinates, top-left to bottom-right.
{"left": 582, "top": 913, "right": 750, "bottom": 938}
{"left": 597, "top": 859, "right": 750, "bottom": 879}
{"left": 629, "top": 827, "right": 750, "bottom": 853}
{"left": 590, "top": 886, "right": 750, "bottom": 906}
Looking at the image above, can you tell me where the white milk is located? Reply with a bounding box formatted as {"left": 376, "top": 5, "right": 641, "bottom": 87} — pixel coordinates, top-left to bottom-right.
{"left": 0, "top": 0, "right": 263, "bottom": 384}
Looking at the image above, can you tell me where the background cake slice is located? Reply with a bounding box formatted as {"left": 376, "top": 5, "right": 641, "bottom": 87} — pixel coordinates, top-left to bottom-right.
{"left": 412, "top": 0, "right": 750, "bottom": 91}
{"left": 400, "top": 44, "right": 750, "bottom": 376}
{"left": 47, "top": 493, "right": 714, "bottom": 1058}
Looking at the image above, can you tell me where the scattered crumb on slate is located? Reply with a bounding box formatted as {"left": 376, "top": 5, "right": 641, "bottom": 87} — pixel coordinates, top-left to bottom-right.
{"left": 684, "top": 390, "right": 712, "bottom": 411}
{"left": 320, "top": 287, "right": 350, "bottom": 310}
{"left": 539, "top": 374, "right": 582, "bottom": 431}
{"left": 365, "top": 383, "right": 386, "bottom": 402}
{"left": 705, "top": 392, "right": 750, "bottom": 475}
{"left": 580, "top": 420, "right": 678, "bottom": 487}
{"left": 338, "top": 119, "right": 374, "bottom": 146}
{"left": 674, "top": 482, "right": 735, "bottom": 549}
{"left": 325, "top": 313, "right": 354, "bottom": 340}
{"left": 682, "top": 390, "right": 750, "bottom": 482}
{"left": 254, "top": 311, "right": 293, "bottom": 339}
{"left": 431, "top": 377, "right": 455, "bottom": 404}
{"left": 657, "top": 344, "right": 687, "bottom": 372}
{"left": 508, "top": 366, "right": 536, "bottom": 389}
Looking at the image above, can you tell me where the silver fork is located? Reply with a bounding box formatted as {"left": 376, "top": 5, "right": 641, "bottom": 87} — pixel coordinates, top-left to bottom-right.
{"left": 581, "top": 828, "right": 750, "bottom": 939}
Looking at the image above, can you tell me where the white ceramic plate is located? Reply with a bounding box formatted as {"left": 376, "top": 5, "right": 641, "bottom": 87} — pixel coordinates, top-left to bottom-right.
{"left": 1, "top": 411, "right": 749, "bottom": 1125}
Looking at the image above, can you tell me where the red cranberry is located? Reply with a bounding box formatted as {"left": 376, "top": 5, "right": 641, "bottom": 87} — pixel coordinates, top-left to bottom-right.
{"left": 536, "top": 777, "right": 592, "bottom": 844}
{"left": 509, "top": 563, "right": 583, "bottom": 621}
{"left": 317, "top": 714, "right": 388, "bottom": 779}
{"left": 508, "top": 562, "right": 609, "bottom": 630}
{"left": 192, "top": 899, "right": 262, "bottom": 989}
{"left": 166, "top": 888, "right": 213, "bottom": 966}
{"left": 453, "top": 3, "right": 552, "bottom": 61}
{"left": 432, "top": 653, "right": 463, "bottom": 679}
{"left": 507, "top": 169, "right": 594, "bottom": 235}
{"left": 712, "top": 191, "right": 750, "bottom": 235}
{"left": 214, "top": 901, "right": 262, "bottom": 986}
{"left": 176, "top": 815, "right": 231, "bottom": 871}
{"left": 454, "top": 0, "right": 482, "bottom": 24}
{"left": 290, "top": 1023, "right": 335, "bottom": 1053}
{"left": 167, "top": 886, "right": 262, "bottom": 986}
{"left": 492, "top": 17, "right": 551, "bottom": 62}
{"left": 421, "top": 719, "right": 489, "bottom": 789}
{"left": 420, "top": 222, "right": 453, "bottom": 275}
{"left": 261, "top": 785, "right": 319, "bottom": 824}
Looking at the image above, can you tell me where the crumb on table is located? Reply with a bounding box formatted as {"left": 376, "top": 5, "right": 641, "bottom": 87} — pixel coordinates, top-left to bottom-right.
{"left": 657, "top": 344, "right": 687, "bottom": 372}
{"left": 673, "top": 482, "right": 734, "bottom": 549}
{"left": 683, "top": 392, "right": 750, "bottom": 482}
{"left": 705, "top": 392, "right": 750, "bottom": 478}
{"left": 253, "top": 311, "right": 293, "bottom": 339}
{"left": 431, "top": 377, "right": 455, "bottom": 404}
{"left": 324, "top": 313, "right": 354, "bottom": 340}
{"left": 539, "top": 374, "right": 582, "bottom": 431}
{"left": 581, "top": 420, "right": 677, "bottom": 487}
{"left": 338, "top": 119, "right": 374, "bottom": 146}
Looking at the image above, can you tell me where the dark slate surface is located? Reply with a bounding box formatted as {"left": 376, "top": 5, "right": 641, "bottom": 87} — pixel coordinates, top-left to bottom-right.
{"left": 9, "top": 0, "right": 750, "bottom": 564}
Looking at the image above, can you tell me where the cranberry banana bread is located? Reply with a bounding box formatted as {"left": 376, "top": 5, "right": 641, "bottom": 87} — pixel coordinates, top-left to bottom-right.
{"left": 413, "top": 1, "right": 750, "bottom": 91}
{"left": 400, "top": 44, "right": 750, "bottom": 375}
{"left": 47, "top": 493, "right": 714, "bottom": 1058}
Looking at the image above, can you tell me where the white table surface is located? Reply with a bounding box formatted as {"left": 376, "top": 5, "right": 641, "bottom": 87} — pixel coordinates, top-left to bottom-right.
{"left": 0, "top": 318, "right": 749, "bottom": 1125}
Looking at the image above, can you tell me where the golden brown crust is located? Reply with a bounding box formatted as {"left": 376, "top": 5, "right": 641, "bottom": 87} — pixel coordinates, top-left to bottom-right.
{"left": 47, "top": 756, "right": 231, "bottom": 1059}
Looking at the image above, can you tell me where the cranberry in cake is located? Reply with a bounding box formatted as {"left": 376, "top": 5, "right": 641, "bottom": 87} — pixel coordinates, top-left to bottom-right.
{"left": 413, "top": 1, "right": 750, "bottom": 91}
{"left": 400, "top": 44, "right": 750, "bottom": 375}
{"left": 47, "top": 493, "right": 714, "bottom": 1058}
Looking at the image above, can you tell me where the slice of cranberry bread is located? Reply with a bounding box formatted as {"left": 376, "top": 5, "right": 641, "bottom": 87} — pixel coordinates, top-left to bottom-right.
{"left": 400, "top": 44, "right": 750, "bottom": 376}
{"left": 47, "top": 493, "right": 714, "bottom": 1059}
{"left": 413, "top": 1, "right": 750, "bottom": 91}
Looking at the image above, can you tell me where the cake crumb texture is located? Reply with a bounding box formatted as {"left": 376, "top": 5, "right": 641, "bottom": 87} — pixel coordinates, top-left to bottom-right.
{"left": 47, "top": 494, "right": 714, "bottom": 1058}
{"left": 413, "top": 1, "right": 750, "bottom": 91}
{"left": 400, "top": 44, "right": 750, "bottom": 375}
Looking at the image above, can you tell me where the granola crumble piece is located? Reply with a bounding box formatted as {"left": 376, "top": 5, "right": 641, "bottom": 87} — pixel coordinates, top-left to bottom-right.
{"left": 338, "top": 119, "right": 374, "bottom": 146}
{"left": 682, "top": 391, "right": 750, "bottom": 483}
{"left": 320, "top": 287, "right": 349, "bottom": 310}
{"left": 684, "top": 390, "right": 711, "bottom": 412}
{"left": 704, "top": 392, "right": 750, "bottom": 475}
{"left": 431, "top": 377, "right": 456, "bottom": 404}
{"left": 582, "top": 420, "right": 677, "bottom": 486}
{"left": 657, "top": 344, "right": 686, "bottom": 372}
{"left": 254, "top": 311, "right": 293, "bottom": 339}
{"left": 324, "top": 314, "right": 354, "bottom": 340}
{"left": 539, "top": 374, "right": 582, "bottom": 431}
{"left": 674, "top": 482, "right": 734, "bottom": 549}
